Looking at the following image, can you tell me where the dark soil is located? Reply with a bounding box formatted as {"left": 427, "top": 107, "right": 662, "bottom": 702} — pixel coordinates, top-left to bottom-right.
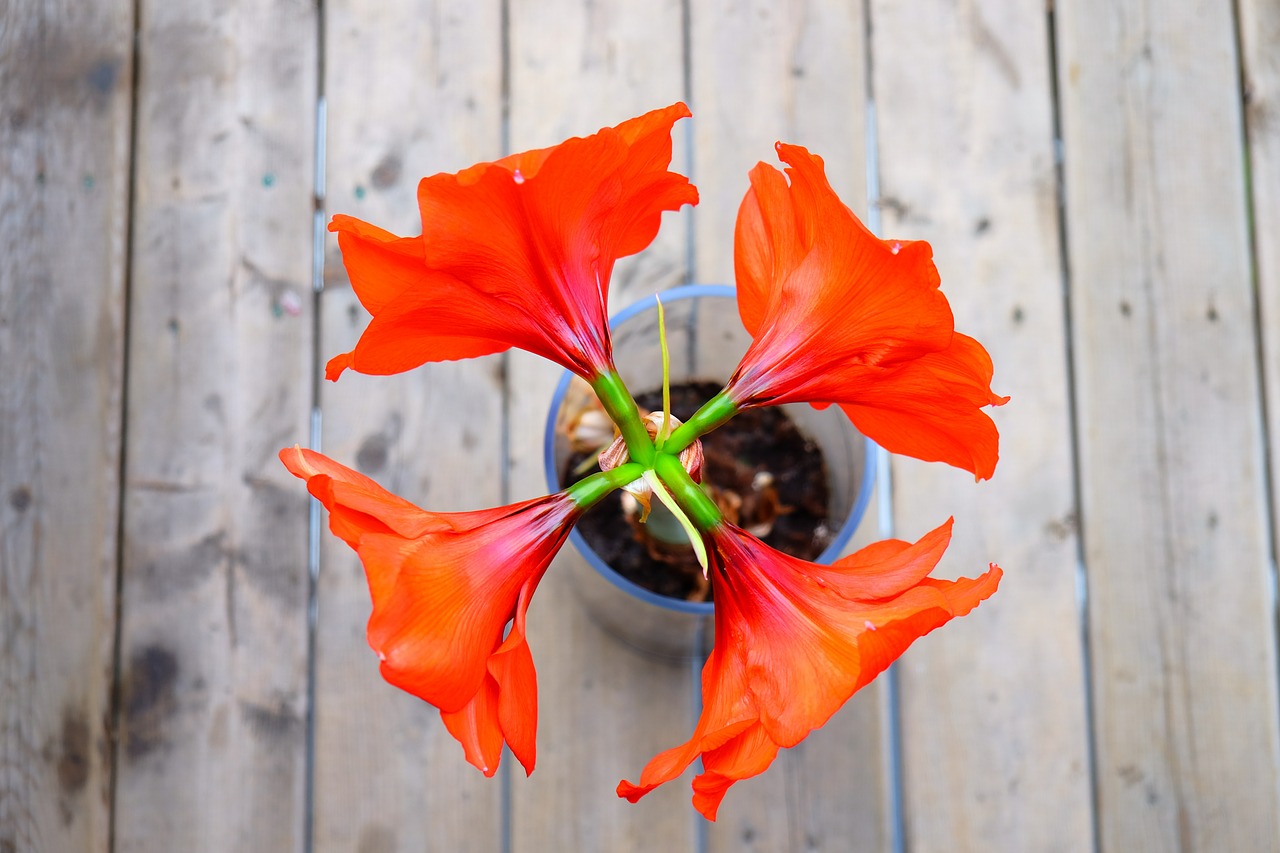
{"left": 563, "top": 382, "right": 833, "bottom": 602}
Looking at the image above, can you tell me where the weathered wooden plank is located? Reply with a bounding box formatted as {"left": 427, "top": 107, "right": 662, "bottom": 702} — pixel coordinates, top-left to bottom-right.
{"left": 690, "top": 0, "right": 867, "bottom": 288}
{"left": 1240, "top": 0, "right": 1280, "bottom": 565}
{"left": 1056, "top": 0, "right": 1280, "bottom": 848}
{"left": 870, "top": 2, "right": 1095, "bottom": 850}
{"left": 688, "top": 3, "right": 890, "bottom": 850}
{"left": 114, "top": 2, "right": 317, "bottom": 849}
{"left": 505, "top": 1, "right": 697, "bottom": 849}
{"left": 313, "top": 2, "right": 506, "bottom": 850}
{"left": 0, "top": 1, "right": 133, "bottom": 850}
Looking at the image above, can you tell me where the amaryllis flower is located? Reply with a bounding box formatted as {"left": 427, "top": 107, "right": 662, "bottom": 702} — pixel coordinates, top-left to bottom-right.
{"left": 326, "top": 103, "right": 698, "bottom": 382}
{"left": 280, "top": 446, "right": 581, "bottom": 777}
{"left": 618, "top": 519, "right": 1001, "bottom": 819}
{"left": 726, "top": 142, "right": 1008, "bottom": 480}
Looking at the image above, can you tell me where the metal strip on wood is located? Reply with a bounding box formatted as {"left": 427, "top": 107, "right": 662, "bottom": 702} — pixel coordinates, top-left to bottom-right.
{"left": 869, "top": 2, "right": 1096, "bottom": 849}
{"left": 687, "top": 2, "right": 890, "bottom": 850}
{"left": 1056, "top": 0, "right": 1280, "bottom": 847}
{"left": 311, "top": 1, "right": 506, "bottom": 850}
{"left": 113, "top": 2, "right": 318, "bottom": 849}
{"left": 1239, "top": 0, "right": 1280, "bottom": 572}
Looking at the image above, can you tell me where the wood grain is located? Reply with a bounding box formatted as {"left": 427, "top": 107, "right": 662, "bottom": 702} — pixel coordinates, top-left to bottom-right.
{"left": 690, "top": 0, "right": 867, "bottom": 288}
{"left": 312, "top": 2, "right": 506, "bottom": 850}
{"left": 870, "top": 1, "right": 1096, "bottom": 850}
{"left": 1056, "top": 0, "right": 1280, "bottom": 848}
{"left": 0, "top": 1, "right": 133, "bottom": 851}
{"left": 688, "top": 2, "right": 890, "bottom": 849}
{"left": 113, "top": 1, "right": 317, "bottom": 849}
{"left": 7, "top": 0, "right": 1276, "bottom": 847}
{"left": 505, "top": 1, "right": 698, "bottom": 849}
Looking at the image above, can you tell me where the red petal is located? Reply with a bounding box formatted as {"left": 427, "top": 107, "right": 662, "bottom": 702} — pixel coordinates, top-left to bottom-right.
{"left": 329, "top": 104, "right": 695, "bottom": 381}
{"left": 692, "top": 725, "right": 781, "bottom": 820}
{"left": 489, "top": 583, "right": 539, "bottom": 776}
{"left": 365, "top": 503, "right": 568, "bottom": 713}
{"left": 441, "top": 677, "right": 504, "bottom": 777}
{"left": 329, "top": 218, "right": 425, "bottom": 314}
{"left": 835, "top": 333, "right": 1006, "bottom": 480}
{"left": 618, "top": 522, "right": 1001, "bottom": 816}
{"left": 733, "top": 162, "right": 799, "bottom": 336}
{"left": 727, "top": 143, "right": 1006, "bottom": 479}
{"left": 278, "top": 446, "right": 574, "bottom": 774}
{"left": 605, "top": 103, "right": 700, "bottom": 257}
{"left": 326, "top": 216, "right": 544, "bottom": 379}
{"left": 811, "top": 518, "right": 954, "bottom": 601}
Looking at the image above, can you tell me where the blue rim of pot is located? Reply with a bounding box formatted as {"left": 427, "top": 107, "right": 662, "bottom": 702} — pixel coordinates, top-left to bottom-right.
{"left": 543, "top": 283, "right": 878, "bottom": 616}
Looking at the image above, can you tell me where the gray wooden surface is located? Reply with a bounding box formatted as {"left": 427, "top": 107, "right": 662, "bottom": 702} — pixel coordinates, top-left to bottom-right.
{"left": 2, "top": 2, "right": 132, "bottom": 850}
{"left": 3, "top": 0, "right": 1278, "bottom": 851}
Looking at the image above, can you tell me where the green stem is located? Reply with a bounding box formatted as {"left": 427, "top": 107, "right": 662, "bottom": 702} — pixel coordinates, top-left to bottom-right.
{"left": 564, "top": 461, "right": 645, "bottom": 509}
{"left": 590, "top": 371, "right": 655, "bottom": 466}
{"left": 662, "top": 390, "right": 739, "bottom": 455}
{"left": 652, "top": 452, "right": 723, "bottom": 531}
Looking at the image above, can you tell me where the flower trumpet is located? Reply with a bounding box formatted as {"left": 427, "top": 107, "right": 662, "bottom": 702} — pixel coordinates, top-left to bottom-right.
{"left": 668, "top": 143, "right": 1007, "bottom": 480}
{"left": 618, "top": 518, "right": 1001, "bottom": 819}
{"left": 326, "top": 103, "right": 697, "bottom": 384}
{"left": 281, "top": 445, "right": 639, "bottom": 777}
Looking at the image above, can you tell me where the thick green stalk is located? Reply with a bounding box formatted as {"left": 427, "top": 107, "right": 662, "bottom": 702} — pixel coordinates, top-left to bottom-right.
{"left": 652, "top": 452, "right": 722, "bottom": 531}
{"left": 565, "top": 461, "right": 645, "bottom": 509}
{"left": 662, "top": 390, "right": 738, "bottom": 454}
{"left": 590, "top": 371, "right": 655, "bottom": 466}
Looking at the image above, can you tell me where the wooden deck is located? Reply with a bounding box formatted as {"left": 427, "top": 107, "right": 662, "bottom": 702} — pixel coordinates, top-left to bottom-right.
{"left": 4, "top": 0, "right": 1279, "bottom": 850}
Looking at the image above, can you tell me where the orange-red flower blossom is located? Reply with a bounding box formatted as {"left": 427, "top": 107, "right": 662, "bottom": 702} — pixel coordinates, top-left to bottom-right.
{"left": 617, "top": 519, "right": 1001, "bottom": 819}
{"left": 280, "top": 446, "right": 580, "bottom": 777}
{"left": 727, "top": 143, "right": 1008, "bottom": 480}
{"left": 326, "top": 103, "right": 698, "bottom": 382}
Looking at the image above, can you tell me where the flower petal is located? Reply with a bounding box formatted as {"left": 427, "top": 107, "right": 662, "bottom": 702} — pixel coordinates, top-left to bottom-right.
{"left": 436, "top": 582, "right": 541, "bottom": 779}
{"left": 490, "top": 582, "right": 539, "bottom": 776}
{"left": 836, "top": 335, "right": 1008, "bottom": 480}
{"left": 693, "top": 726, "right": 781, "bottom": 820}
{"left": 328, "top": 103, "right": 697, "bottom": 381}
{"left": 279, "top": 446, "right": 576, "bottom": 774}
{"left": 727, "top": 142, "right": 1006, "bottom": 479}
{"left": 440, "top": 678, "right": 504, "bottom": 777}
{"left": 364, "top": 504, "right": 568, "bottom": 713}
{"left": 325, "top": 218, "right": 523, "bottom": 380}
{"left": 619, "top": 520, "right": 1001, "bottom": 819}
{"left": 280, "top": 444, "right": 450, "bottom": 541}
{"left": 733, "top": 161, "right": 801, "bottom": 335}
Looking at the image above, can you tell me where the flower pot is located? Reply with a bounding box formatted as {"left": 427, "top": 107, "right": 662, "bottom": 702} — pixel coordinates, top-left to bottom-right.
{"left": 544, "top": 284, "right": 876, "bottom": 659}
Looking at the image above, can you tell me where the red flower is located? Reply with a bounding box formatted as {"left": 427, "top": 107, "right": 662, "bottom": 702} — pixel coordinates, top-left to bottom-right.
{"left": 727, "top": 143, "right": 1008, "bottom": 480}
{"left": 326, "top": 103, "right": 698, "bottom": 382}
{"left": 280, "top": 446, "right": 579, "bottom": 777}
{"left": 617, "top": 519, "right": 1001, "bottom": 820}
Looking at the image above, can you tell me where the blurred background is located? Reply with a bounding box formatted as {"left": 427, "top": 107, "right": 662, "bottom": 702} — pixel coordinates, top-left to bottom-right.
{"left": 3, "top": 0, "right": 1278, "bottom": 850}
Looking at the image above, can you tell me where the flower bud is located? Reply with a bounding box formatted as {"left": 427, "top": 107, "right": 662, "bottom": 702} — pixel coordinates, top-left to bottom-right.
{"left": 599, "top": 413, "right": 704, "bottom": 523}
{"left": 599, "top": 412, "right": 704, "bottom": 481}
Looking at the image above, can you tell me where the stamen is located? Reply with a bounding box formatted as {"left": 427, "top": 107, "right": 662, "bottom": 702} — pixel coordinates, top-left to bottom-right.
{"left": 655, "top": 294, "right": 672, "bottom": 448}
{"left": 643, "top": 469, "right": 709, "bottom": 576}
